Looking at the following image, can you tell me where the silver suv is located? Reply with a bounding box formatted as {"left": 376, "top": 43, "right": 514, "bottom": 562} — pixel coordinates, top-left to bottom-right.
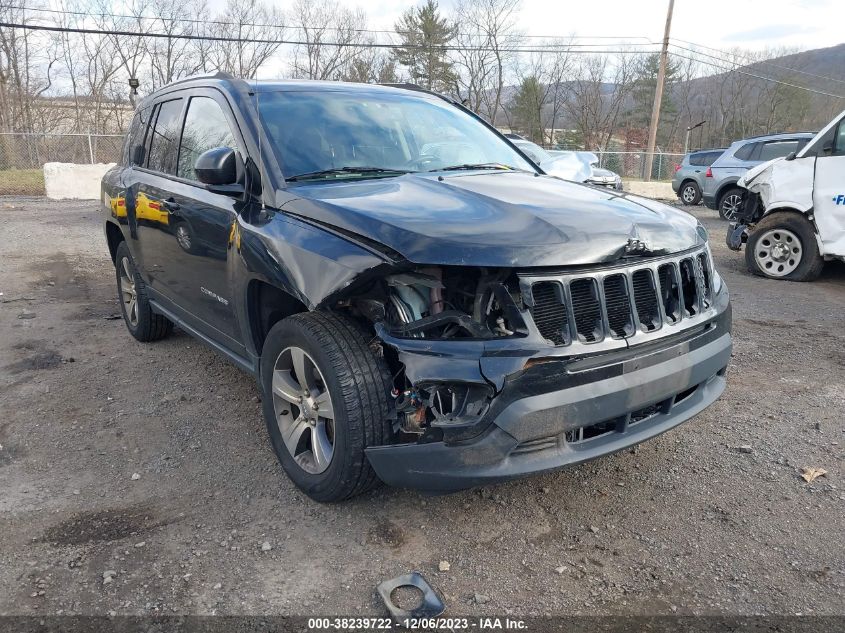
{"left": 703, "top": 132, "right": 814, "bottom": 220}
{"left": 672, "top": 148, "right": 725, "bottom": 205}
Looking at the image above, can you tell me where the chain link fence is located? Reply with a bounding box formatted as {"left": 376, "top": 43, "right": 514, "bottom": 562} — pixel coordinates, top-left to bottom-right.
{"left": 0, "top": 132, "right": 688, "bottom": 197}
{"left": 545, "top": 147, "right": 686, "bottom": 182}
{"left": 0, "top": 133, "right": 123, "bottom": 196}
{"left": 592, "top": 151, "right": 685, "bottom": 182}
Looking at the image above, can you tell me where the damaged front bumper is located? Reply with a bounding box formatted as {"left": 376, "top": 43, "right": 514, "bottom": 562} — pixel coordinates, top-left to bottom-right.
{"left": 366, "top": 290, "right": 731, "bottom": 492}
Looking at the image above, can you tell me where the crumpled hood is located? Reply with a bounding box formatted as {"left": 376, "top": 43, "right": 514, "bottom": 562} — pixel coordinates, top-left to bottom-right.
{"left": 738, "top": 157, "right": 783, "bottom": 188}
{"left": 540, "top": 153, "right": 592, "bottom": 182}
{"left": 281, "top": 171, "right": 704, "bottom": 267}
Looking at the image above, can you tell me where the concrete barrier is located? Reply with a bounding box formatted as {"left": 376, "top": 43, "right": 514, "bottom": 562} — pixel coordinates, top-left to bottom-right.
{"left": 623, "top": 181, "right": 676, "bottom": 201}
{"left": 44, "top": 162, "right": 115, "bottom": 200}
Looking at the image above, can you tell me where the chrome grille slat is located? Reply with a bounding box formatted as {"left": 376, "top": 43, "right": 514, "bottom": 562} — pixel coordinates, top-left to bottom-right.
{"left": 523, "top": 246, "right": 715, "bottom": 349}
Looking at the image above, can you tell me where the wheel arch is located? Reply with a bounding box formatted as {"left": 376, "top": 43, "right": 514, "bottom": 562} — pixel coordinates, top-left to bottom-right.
{"left": 715, "top": 180, "right": 741, "bottom": 204}
{"left": 247, "top": 280, "right": 308, "bottom": 355}
{"left": 105, "top": 221, "right": 125, "bottom": 262}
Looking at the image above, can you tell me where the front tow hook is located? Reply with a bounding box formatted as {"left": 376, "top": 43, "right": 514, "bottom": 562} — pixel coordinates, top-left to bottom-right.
{"left": 726, "top": 222, "right": 747, "bottom": 251}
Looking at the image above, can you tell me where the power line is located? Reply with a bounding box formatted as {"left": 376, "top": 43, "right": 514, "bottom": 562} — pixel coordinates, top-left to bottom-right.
{"left": 669, "top": 47, "right": 845, "bottom": 99}
{"left": 8, "top": 4, "right": 656, "bottom": 45}
{"left": 671, "top": 37, "right": 845, "bottom": 86}
{"left": 0, "top": 20, "right": 662, "bottom": 54}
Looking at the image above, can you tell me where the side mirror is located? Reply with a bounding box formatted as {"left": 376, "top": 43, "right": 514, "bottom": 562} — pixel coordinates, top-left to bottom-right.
{"left": 194, "top": 147, "right": 242, "bottom": 188}
{"left": 785, "top": 151, "right": 797, "bottom": 161}
{"left": 131, "top": 145, "right": 145, "bottom": 166}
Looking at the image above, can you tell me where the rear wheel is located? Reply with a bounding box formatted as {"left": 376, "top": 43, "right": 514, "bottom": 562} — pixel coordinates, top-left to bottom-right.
{"left": 114, "top": 241, "right": 173, "bottom": 341}
{"left": 260, "top": 312, "right": 394, "bottom": 502}
{"left": 679, "top": 181, "right": 701, "bottom": 205}
{"left": 718, "top": 187, "right": 744, "bottom": 220}
{"left": 745, "top": 213, "right": 824, "bottom": 281}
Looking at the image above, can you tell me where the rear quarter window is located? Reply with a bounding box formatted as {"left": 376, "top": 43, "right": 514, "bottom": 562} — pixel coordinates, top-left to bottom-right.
{"left": 733, "top": 143, "right": 758, "bottom": 161}
{"left": 147, "top": 98, "right": 184, "bottom": 175}
{"left": 123, "top": 106, "right": 152, "bottom": 166}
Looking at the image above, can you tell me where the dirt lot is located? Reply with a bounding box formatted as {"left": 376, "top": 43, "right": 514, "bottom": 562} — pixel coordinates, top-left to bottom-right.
{"left": 0, "top": 196, "right": 843, "bottom": 618}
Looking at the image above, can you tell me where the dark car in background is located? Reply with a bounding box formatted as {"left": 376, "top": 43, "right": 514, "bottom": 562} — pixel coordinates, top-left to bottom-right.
{"left": 672, "top": 148, "right": 725, "bottom": 205}
{"left": 101, "top": 73, "right": 732, "bottom": 502}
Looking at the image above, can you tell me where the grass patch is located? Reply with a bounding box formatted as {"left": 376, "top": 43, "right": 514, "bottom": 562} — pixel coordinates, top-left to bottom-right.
{"left": 0, "top": 168, "right": 45, "bottom": 196}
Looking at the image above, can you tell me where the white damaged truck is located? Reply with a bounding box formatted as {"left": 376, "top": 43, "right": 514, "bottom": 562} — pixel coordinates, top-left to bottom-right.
{"left": 727, "top": 109, "right": 845, "bottom": 281}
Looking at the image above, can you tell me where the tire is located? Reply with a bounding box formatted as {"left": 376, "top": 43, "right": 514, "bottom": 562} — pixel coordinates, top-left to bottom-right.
{"left": 114, "top": 241, "right": 174, "bottom": 342}
{"left": 679, "top": 181, "right": 702, "bottom": 206}
{"left": 745, "top": 213, "right": 824, "bottom": 281}
{"left": 718, "top": 187, "right": 744, "bottom": 221}
{"left": 260, "top": 312, "right": 394, "bottom": 502}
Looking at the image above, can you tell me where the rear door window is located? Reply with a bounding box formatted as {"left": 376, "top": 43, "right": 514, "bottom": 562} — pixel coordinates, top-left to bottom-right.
{"left": 146, "top": 98, "right": 184, "bottom": 175}
{"left": 177, "top": 96, "right": 237, "bottom": 181}
{"left": 757, "top": 139, "right": 801, "bottom": 161}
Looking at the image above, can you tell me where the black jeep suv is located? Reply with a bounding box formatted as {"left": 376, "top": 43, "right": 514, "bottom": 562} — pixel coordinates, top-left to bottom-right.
{"left": 102, "top": 73, "right": 732, "bottom": 501}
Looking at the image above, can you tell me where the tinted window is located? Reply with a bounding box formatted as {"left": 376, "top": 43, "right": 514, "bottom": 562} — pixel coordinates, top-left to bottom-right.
{"left": 689, "top": 152, "right": 719, "bottom": 166}
{"left": 123, "top": 106, "right": 151, "bottom": 166}
{"left": 734, "top": 142, "right": 758, "bottom": 161}
{"left": 705, "top": 151, "right": 724, "bottom": 165}
{"left": 758, "top": 139, "right": 801, "bottom": 161}
{"left": 147, "top": 98, "right": 184, "bottom": 174}
{"left": 258, "top": 91, "right": 534, "bottom": 179}
{"left": 177, "top": 96, "right": 237, "bottom": 180}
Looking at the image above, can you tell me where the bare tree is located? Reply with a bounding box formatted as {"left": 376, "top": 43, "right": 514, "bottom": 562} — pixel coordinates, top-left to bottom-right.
{"left": 290, "top": 0, "right": 369, "bottom": 80}
{"left": 564, "top": 52, "right": 640, "bottom": 151}
{"left": 452, "top": 0, "right": 520, "bottom": 123}
{"left": 0, "top": 2, "right": 60, "bottom": 132}
{"left": 208, "top": 0, "right": 284, "bottom": 78}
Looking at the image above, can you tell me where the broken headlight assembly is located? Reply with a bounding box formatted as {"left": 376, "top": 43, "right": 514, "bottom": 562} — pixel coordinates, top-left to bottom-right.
{"left": 379, "top": 267, "right": 528, "bottom": 340}
{"left": 344, "top": 266, "right": 527, "bottom": 439}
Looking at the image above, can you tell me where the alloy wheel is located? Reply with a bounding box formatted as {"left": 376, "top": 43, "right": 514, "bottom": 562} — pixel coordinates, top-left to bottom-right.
{"left": 176, "top": 225, "right": 191, "bottom": 251}
{"left": 682, "top": 185, "right": 697, "bottom": 204}
{"left": 754, "top": 228, "right": 802, "bottom": 277}
{"left": 118, "top": 256, "right": 138, "bottom": 326}
{"left": 271, "top": 346, "right": 335, "bottom": 474}
{"left": 721, "top": 194, "right": 742, "bottom": 220}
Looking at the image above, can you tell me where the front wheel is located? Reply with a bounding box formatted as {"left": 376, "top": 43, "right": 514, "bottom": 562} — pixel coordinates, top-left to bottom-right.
{"left": 745, "top": 213, "right": 824, "bottom": 281}
{"left": 260, "top": 312, "right": 394, "bottom": 502}
{"left": 680, "top": 181, "right": 702, "bottom": 205}
{"left": 718, "top": 187, "right": 744, "bottom": 221}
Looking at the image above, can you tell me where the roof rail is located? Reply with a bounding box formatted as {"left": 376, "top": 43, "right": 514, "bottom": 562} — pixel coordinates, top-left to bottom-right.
{"left": 155, "top": 71, "right": 247, "bottom": 91}
{"left": 740, "top": 130, "right": 816, "bottom": 141}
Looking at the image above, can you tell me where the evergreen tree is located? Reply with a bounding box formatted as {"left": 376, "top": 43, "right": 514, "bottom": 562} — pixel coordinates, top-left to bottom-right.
{"left": 392, "top": 0, "right": 457, "bottom": 92}
{"left": 512, "top": 76, "right": 544, "bottom": 143}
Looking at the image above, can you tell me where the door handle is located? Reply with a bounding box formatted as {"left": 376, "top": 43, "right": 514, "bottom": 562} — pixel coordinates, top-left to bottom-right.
{"left": 162, "top": 199, "right": 180, "bottom": 213}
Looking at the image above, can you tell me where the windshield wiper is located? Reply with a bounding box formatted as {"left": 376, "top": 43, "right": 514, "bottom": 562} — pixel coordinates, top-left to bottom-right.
{"left": 286, "top": 166, "right": 411, "bottom": 182}
{"left": 431, "top": 163, "right": 522, "bottom": 172}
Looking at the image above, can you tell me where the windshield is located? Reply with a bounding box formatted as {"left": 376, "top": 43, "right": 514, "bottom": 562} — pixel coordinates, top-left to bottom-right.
{"left": 258, "top": 90, "right": 535, "bottom": 181}
{"left": 515, "top": 141, "right": 551, "bottom": 164}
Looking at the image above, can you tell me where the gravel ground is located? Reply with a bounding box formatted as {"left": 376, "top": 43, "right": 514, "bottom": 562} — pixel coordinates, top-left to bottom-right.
{"left": 0, "top": 196, "right": 843, "bottom": 618}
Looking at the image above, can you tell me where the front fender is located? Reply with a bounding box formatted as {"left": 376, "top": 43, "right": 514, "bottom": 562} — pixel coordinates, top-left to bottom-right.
{"left": 236, "top": 210, "right": 391, "bottom": 311}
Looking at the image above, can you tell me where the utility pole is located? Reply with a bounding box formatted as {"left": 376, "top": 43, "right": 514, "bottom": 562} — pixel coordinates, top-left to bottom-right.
{"left": 643, "top": 0, "right": 675, "bottom": 181}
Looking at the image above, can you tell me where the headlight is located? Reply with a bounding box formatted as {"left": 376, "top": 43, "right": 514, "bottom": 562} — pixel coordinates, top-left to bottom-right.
{"left": 705, "top": 242, "right": 724, "bottom": 295}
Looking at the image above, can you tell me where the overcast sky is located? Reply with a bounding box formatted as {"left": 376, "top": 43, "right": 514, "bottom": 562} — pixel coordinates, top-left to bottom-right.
{"left": 329, "top": 0, "right": 841, "bottom": 52}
